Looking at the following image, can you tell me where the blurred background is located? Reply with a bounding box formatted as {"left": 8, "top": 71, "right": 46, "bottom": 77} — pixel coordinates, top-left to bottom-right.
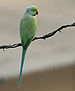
{"left": 0, "top": 0, "right": 75, "bottom": 91}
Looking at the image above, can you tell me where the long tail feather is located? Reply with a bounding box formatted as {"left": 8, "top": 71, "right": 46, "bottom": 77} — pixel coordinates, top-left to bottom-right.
{"left": 18, "top": 48, "right": 27, "bottom": 88}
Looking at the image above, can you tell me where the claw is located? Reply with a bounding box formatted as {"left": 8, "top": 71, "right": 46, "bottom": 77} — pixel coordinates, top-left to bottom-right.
{"left": 59, "top": 30, "right": 62, "bottom": 33}
{"left": 3, "top": 48, "right": 5, "bottom": 51}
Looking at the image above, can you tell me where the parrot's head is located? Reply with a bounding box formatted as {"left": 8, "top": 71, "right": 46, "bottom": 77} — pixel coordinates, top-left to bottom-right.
{"left": 27, "top": 5, "right": 38, "bottom": 16}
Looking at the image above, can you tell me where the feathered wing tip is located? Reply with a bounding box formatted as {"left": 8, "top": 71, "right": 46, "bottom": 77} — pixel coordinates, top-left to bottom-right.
{"left": 18, "top": 48, "right": 27, "bottom": 88}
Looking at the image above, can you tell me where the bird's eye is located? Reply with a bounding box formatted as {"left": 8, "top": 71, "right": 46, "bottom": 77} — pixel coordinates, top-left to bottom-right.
{"left": 33, "top": 9, "right": 35, "bottom": 11}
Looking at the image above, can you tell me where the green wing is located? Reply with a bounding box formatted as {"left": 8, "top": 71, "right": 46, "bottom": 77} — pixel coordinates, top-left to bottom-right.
{"left": 20, "top": 16, "right": 37, "bottom": 48}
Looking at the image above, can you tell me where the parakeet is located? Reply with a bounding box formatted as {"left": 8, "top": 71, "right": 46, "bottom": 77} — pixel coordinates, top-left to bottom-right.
{"left": 18, "top": 5, "right": 38, "bottom": 88}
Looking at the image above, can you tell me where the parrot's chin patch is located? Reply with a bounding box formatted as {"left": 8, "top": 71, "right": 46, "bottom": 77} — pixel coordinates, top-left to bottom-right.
{"left": 32, "top": 13, "right": 38, "bottom": 16}
{"left": 32, "top": 14, "right": 37, "bottom": 16}
{"left": 29, "top": 12, "right": 37, "bottom": 16}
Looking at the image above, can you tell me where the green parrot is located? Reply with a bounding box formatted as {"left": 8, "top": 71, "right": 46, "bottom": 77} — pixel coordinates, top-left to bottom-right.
{"left": 18, "top": 5, "right": 38, "bottom": 88}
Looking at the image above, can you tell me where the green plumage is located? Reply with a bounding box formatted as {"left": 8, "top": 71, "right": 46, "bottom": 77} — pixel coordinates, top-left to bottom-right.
{"left": 18, "top": 6, "right": 38, "bottom": 88}
{"left": 20, "top": 9, "right": 37, "bottom": 48}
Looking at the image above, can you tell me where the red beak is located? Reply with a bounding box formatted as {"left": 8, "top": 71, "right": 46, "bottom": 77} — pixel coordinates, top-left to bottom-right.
{"left": 36, "top": 10, "right": 38, "bottom": 15}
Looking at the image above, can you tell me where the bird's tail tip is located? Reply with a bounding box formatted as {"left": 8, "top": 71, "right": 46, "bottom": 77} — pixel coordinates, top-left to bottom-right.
{"left": 18, "top": 82, "right": 20, "bottom": 88}
{"left": 18, "top": 75, "right": 21, "bottom": 88}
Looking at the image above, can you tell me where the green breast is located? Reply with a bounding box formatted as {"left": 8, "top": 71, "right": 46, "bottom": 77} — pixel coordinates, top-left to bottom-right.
{"left": 20, "top": 15, "right": 37, "bottom": 48}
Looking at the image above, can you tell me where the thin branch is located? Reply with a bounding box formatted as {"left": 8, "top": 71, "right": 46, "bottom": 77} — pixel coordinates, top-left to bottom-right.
{"left": 0, "top": 23, "right": 75, "bottom": 50}
{"left": 33, "top": 22, "right": 75, "bottom": 40}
